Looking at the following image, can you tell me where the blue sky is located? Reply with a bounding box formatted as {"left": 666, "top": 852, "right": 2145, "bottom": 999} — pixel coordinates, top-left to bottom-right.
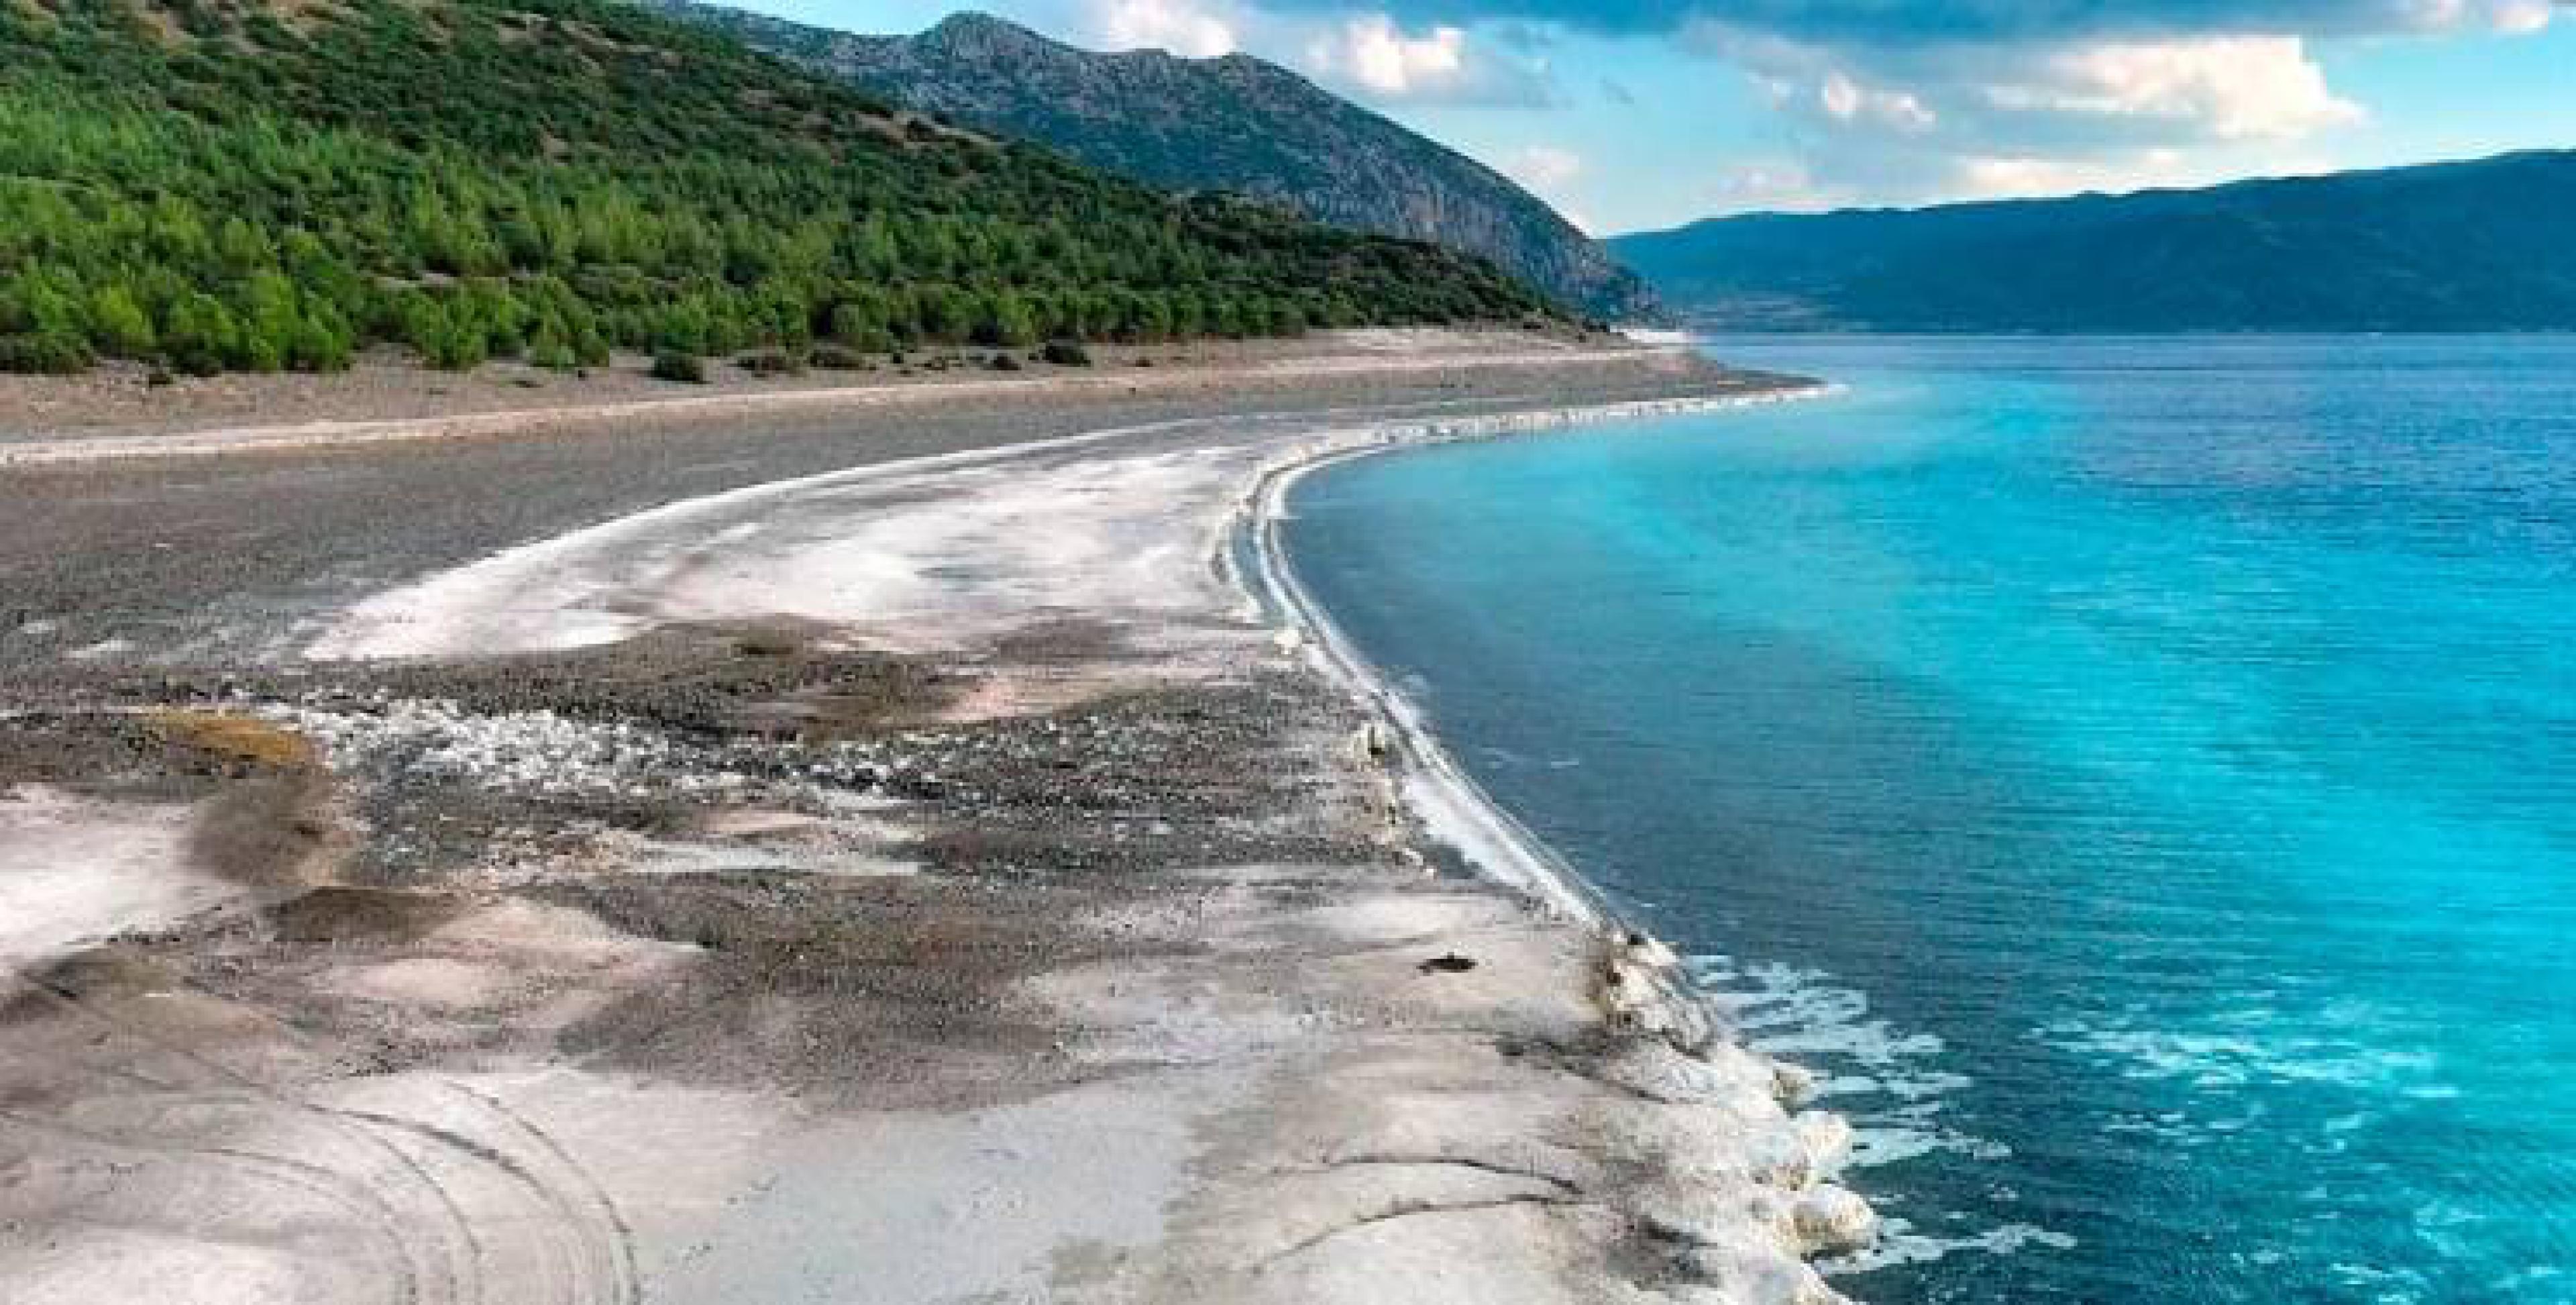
{"left": 748, "top": 0, "right": 2576, "bottom": 234}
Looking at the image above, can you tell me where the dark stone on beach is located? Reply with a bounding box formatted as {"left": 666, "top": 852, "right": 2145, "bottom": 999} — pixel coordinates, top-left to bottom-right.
{"left": 269, "top": 886, "right": 470, "bottom": 945}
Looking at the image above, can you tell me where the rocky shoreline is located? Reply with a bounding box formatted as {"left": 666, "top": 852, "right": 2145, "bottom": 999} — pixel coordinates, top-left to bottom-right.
{"left": 0, "top": 337, "right": 1872, "bottom": 1302}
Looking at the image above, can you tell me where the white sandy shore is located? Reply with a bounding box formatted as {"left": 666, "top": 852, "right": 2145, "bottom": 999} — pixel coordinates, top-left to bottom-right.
{"left": 286, "top": 380, "right": 1873, "bottom": 1302}
{"left": 297, "top": 380, "right": 1824, "bottom": 925}
{"left": 4, "top": 365, "right": 1872, "bottom": 1305}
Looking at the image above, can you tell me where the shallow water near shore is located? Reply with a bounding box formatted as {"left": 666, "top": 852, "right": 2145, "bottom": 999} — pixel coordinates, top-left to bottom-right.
{"left": 1283, "top": 336, "right": 2576, "bottom": 1302}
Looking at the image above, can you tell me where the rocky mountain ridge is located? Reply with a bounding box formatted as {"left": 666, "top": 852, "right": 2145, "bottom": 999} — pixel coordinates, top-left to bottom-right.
{"left": 651, "top": 6, "right": 1658, "bottom": 321}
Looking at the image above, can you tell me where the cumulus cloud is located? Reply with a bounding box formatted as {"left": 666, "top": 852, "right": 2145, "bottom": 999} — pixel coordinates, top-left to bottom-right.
{"left": 1984, "top": 36, "right": 2361, "bottom": 138}
{"left": 1652, "top": 7, "right": 2398, "bottom": 209}
{"left": 1313, "top": 15, "right": 1465, "bottom": 93}
{"left": 1955, "top": 148, "right": 2200, "bottom": 197}
{"left": 1080, "top": 0, "right": 1562, "bottom": 104}
{"left": 1250, "top": 0, "right": 2559, "bottom": 42}
{"left": 2487, "top": 0, "right": 2560, "bottom": 32}
{"left": 1300, "top": 13, "right": 1558, "bottom": 104}
{"left": 2397, "top": 0, "right": 2563, "bottom": 32}
{"left": 1093, "top": 0, "right": 1240, "bottom": 56}
{"left": 1083, "top": 0, "right": 2560, "bottom": 214}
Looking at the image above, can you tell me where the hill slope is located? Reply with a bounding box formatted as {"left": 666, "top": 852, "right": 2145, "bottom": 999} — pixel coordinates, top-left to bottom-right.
{"left": 1612, "top": 152, "right": 2576, "bottom": 331}
{"left": 0, "top": 0, "right": 1551, "bottom": 376}
{"left": 653, "top": 5, "right": 1656, "bottom": 322}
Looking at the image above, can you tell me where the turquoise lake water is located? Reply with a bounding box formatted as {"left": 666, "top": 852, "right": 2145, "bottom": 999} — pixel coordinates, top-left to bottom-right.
{"left": 1284, "top": 337, "right": 2576, "bottom": 1302}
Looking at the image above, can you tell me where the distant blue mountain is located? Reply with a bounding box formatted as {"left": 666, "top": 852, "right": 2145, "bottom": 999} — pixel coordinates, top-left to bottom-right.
{"left": 1611, "top": 151, "right": 2576, "bottom": 331}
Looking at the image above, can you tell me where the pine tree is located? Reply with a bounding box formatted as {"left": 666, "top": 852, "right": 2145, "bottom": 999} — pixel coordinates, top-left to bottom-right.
{"left": 162, "top": 291, "right": 240, "bottom": 376}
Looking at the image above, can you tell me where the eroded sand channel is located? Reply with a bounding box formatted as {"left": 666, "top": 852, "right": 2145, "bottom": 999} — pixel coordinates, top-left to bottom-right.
{"left": 1, "top": 341, "right": 1868, "bottom": 1303}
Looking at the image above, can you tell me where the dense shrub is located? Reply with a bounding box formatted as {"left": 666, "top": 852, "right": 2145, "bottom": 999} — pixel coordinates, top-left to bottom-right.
{"left": 1039, "top": 340, "right": 1093, "bottom": 366}
{"left": 0, "top": 333, "right": 94, "bottom": 374}
{"left": 651, "top": 350, "right": 710, "bottom": 384}
{"left": 808, "top": 344, "right": 868, "bottom": 370}
{"left": 737, "top": 348, "right": 804, "bottom": 376}
{"left": 527, "top": 337, "right": 580, "bottom": 372}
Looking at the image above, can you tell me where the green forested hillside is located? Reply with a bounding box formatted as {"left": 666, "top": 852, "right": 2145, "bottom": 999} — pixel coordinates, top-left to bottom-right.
{"left": 0, "top": 0, "right": 1552, "bottom": 376}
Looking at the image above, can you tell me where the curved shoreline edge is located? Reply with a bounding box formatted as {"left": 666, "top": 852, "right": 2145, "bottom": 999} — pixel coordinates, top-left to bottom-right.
{"left": 1230, "top": 380, "right": 1884, "bottom": 1300}
{"left": 1234, "top": 383, "right": 1829, "bottom": 925}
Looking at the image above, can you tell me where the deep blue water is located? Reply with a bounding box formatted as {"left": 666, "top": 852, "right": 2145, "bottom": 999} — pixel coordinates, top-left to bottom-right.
{"left": 1285, "top": 337, "right": 2576, "bottom": 1303}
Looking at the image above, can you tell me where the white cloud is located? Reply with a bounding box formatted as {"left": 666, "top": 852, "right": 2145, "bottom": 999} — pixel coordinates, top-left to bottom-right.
{"left": 1955, "top": 148, "right": 2196, "bottom": 199}
{"left": 2485, "top": 0, "right": 2558, "bottom": 32}
{"left": 1986, "top": 36, "right": 2363, "bottom": 140}
{"left": 2401, "top": 0, "right": 2561, "bottom": 32}
{"left": 1309, "top": 15, "right": 1466, "bottom": 95}
{"left": 1953, "top": 146, "right": 2344, "bottom": 199}
{"left": 1093, "top": 0, "right": 1237, "bottom": 57}
{"left": 1668, "top": 17, "right": 2381, "bottom": 211}
{"left": 1299, "top": 13, "right": 1557, "bottom": 105}
{"left": 1819, "top": 70, "right": 1936, "bottom": 131}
